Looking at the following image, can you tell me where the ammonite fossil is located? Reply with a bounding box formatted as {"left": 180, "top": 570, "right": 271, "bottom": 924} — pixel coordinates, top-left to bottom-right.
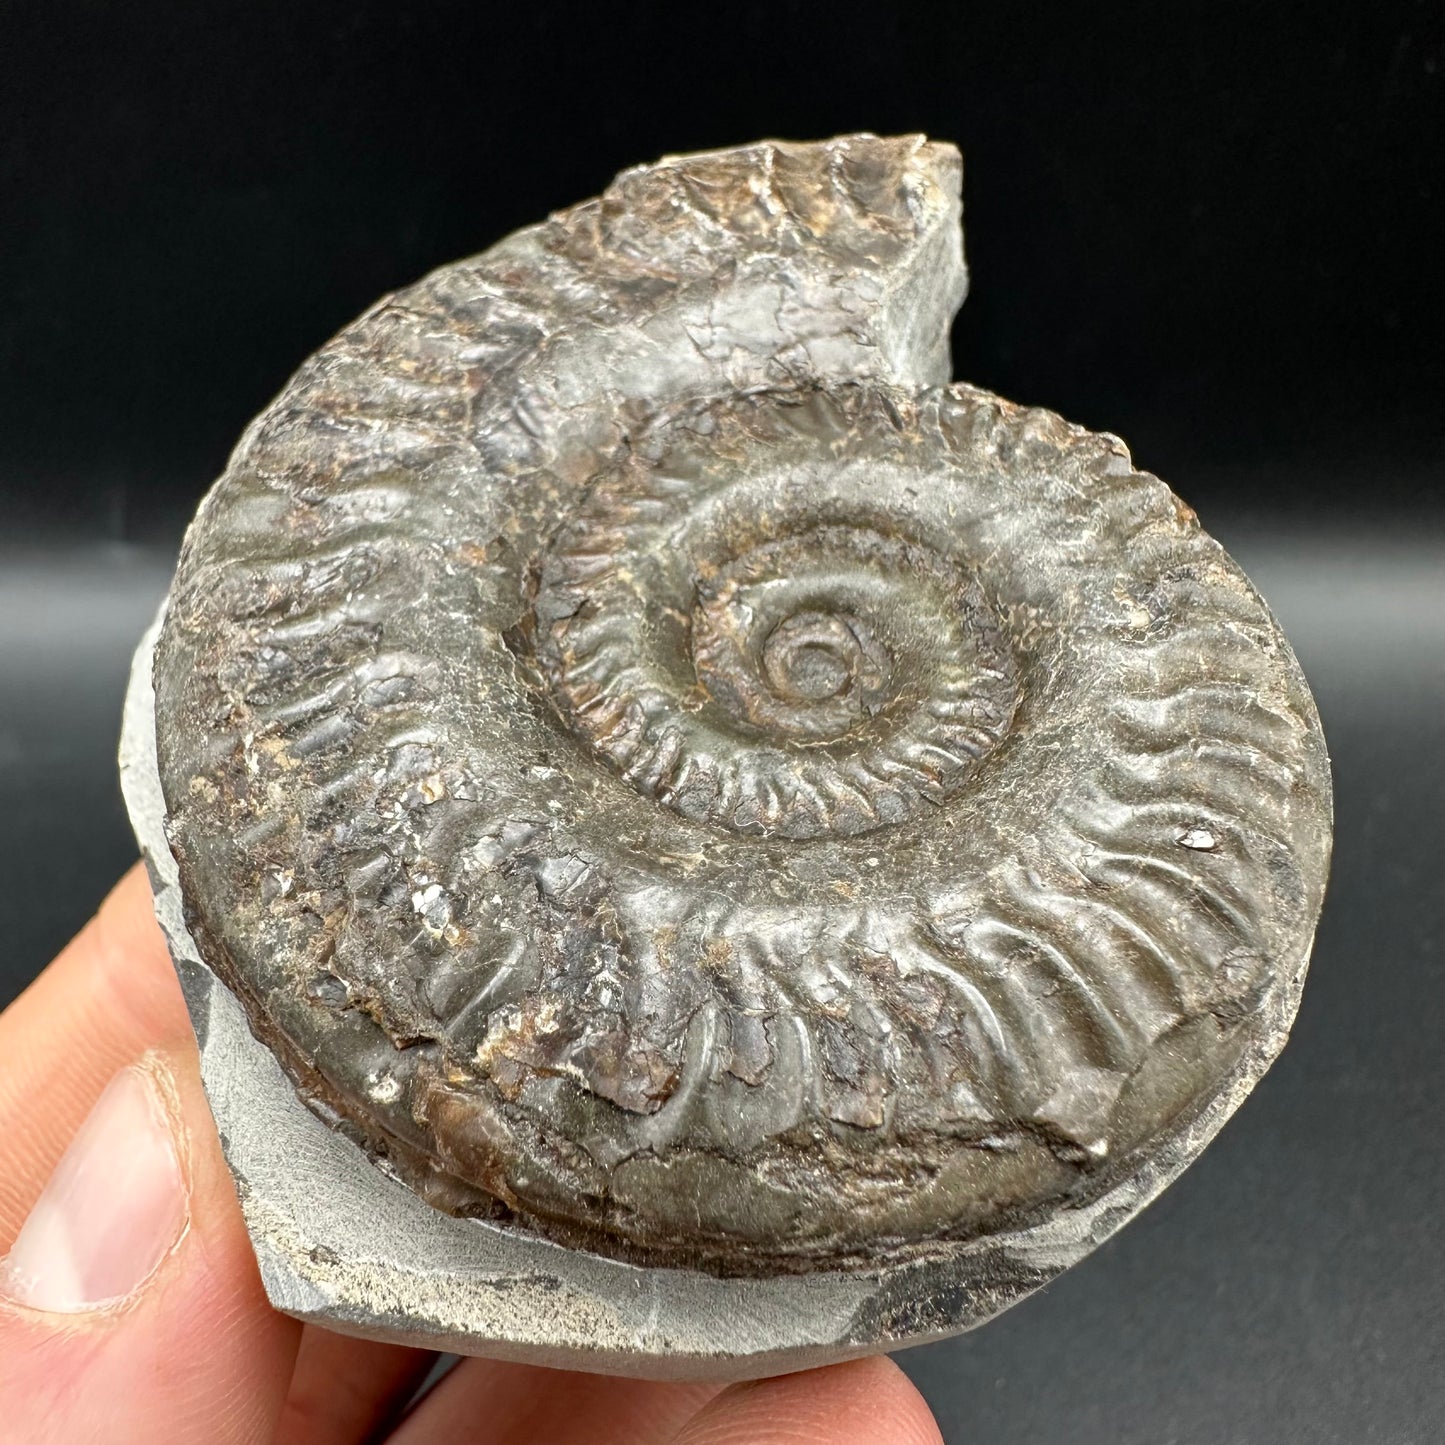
{"left": 128, "top": 134, "right": 1331, "bottom": 1368}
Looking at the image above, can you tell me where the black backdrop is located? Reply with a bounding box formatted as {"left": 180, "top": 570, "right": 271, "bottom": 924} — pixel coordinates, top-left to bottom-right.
{"left": 2, "top": 4, "right": 1441, "bottom": 1442}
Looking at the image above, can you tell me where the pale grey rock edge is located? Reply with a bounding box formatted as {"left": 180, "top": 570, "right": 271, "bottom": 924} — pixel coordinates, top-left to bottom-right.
{"left": 122, "top": 617, "right": 1317, "bottom": 1378}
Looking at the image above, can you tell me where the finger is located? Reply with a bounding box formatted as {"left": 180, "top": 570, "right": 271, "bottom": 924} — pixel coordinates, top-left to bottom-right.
{"left": 388, "top": 1358, "right": 720, "bottom": 1445}
{"left": 0, "top": 868, "right": 303, "bottom": 1444}
{"left": 0, "top": 867, "right": 194, "bottom": 1230}
{"left": 670, "top": 1356, "right": 944, "bottom": 1445}
{"left": 274, "top": 1328, "right": 438, "bottom": 1445}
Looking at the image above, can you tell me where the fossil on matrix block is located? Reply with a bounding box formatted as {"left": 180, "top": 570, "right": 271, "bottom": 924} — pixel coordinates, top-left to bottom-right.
{"left": 121, "top": 134, "right": 1332, "bottom": 1377}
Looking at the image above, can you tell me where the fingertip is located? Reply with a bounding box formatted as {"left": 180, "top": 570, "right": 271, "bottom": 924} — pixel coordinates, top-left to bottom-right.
{"left": 0, "top": 870, "right": 306, "bottom": 1440}
{"left": 0, "top": 1056, "right": 189, "bottom": 1313}
{"left": 1, "top": 867, "right": 195, "bottom": 1223}
{"left": 90, "top": 864, "right": 183, "bottom": 1018}
{"left": 0, "top": 1045, "right": 302, "bottom": 1442}
{"left": 97, "top": 863, "right": 168, "bottom": 954}
{"left": 7, "top": 862, "right": 185, "bottom": 1063}
{"left": 673, "top": 1354, "right": 944, "bottom": 1445}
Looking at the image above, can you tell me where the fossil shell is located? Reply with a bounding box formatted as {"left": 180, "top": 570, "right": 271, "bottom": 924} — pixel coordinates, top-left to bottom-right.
{"left": 152, "top": 135, "right": 1331, "bottom": 1276}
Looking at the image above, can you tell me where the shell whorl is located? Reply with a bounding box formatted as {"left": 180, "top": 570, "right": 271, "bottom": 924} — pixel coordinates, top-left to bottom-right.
{"left": 154, "top": 136, "right": 1331, "bottom": 1273}
{"left": 531, "top": 397, "right": 1020, "bottom": 839}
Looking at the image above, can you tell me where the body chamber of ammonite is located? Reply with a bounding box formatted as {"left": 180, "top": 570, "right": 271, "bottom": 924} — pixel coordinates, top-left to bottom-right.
{"left": 121, "top": 134, "right": 1331, "bottom": 1376}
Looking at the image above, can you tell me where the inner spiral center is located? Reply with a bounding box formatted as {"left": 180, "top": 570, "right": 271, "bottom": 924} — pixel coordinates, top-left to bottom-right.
{"left": 534, "top": 443, "right": 1022, "bottom": 839}
{"left": 760, "top": 612, "right": 887, "bottom": 707}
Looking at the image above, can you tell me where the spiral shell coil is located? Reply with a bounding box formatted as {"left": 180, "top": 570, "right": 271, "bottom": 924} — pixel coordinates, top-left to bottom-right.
{"left": 153, "top": 135, "right": 1331, "bottom": 1275}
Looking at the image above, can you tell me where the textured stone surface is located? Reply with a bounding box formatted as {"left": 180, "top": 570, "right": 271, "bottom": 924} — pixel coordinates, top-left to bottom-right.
{"left": 136, "top": 134, "right": 1329, "bottom": 1349}
{"left": 122, "top": 619, "right": 1325, "bottom": 1377}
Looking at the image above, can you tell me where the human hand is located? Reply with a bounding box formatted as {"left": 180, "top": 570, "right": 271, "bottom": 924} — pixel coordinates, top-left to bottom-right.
{"left": 0, "top": 867, "right": 945, "bottom": 1444}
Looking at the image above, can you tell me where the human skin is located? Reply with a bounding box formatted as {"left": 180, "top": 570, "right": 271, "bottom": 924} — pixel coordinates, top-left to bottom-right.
{"left": 0, "top": 866, "right": 945, "bottom": 1445}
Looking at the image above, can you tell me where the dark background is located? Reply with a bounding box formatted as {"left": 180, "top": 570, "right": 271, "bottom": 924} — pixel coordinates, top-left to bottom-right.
{"left": 2, "top": 4, "right": 1441, "bottom": 1442}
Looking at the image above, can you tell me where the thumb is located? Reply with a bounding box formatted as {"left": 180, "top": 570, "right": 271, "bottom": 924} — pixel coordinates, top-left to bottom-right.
{"left": 0, "top": 871, "right": 301, "bottom": 1444}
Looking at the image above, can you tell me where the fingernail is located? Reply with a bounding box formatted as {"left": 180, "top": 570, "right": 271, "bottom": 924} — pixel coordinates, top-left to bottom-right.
{"left": 0, "top": 1061, "right": 189, "bottom": 1312}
